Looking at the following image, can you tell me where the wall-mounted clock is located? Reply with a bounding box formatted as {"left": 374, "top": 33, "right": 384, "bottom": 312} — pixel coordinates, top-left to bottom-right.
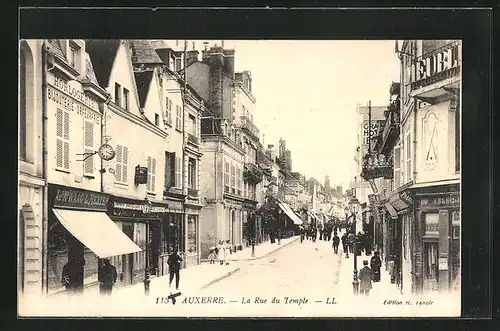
{"left": 97, "top": 144, "right": 116, "bottom": 161}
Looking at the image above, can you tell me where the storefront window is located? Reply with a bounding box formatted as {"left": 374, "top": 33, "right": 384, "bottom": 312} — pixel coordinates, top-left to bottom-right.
{"left": 187, "top": 216, "right": 198, "bottom": 254}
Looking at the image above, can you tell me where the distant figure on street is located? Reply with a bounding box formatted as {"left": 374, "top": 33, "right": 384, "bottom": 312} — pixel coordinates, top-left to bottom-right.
{"left": 98, "top": 258, "right": 117, "bottom": 295}
{"left": 299, "top": 226, "right": 305, "bottom": 243}
{"left": 217, "top": 240, "right": 226, "bottom": 265}
{"left": 62, "top": 258, "right": 85, "bottom": 293}
{"left": 224, "top": 240, "right": 232, "bottom": 264}
{"left": 370, "top": 251, "right": 382, "bottom": 282}
{"left": 167, "top": 248, "right": 183, "bottom": 291}
{"left": 365, "top": 234, "right": 373, "bottom": 255}
{"left": 332, "top": 233, "right": 340, "bottom": 254}
{"left": 347, "top": 232, "right": 355, "bottom": 254}
{"left": 357, "top": 231, "right": 365, "bottom": 255}
{"left": 341, "top": 233, "right": 349, "bottom": 258}
{"left": 311, "top": 227, "right": 317, "bottom": 242}
{"left": 358, "top": 260, "right": 373, "bottom": 296}
{"left": 208, "top": 246, "right": 217, "bottom": 264}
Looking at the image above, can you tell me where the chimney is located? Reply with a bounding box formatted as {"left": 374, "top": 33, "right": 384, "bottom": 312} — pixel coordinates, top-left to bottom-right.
{"left": 207, "top": 46, "right": 224, "bottom": 116}
{"left": 223, "top": 49, "right": 235, "bottom": 79}
{"left": 186, "top": 50, "right": 199, "bottom": 66}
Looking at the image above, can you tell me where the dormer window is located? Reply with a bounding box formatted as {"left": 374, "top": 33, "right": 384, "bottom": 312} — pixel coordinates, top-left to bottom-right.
{"left": 69, "top": 45, "right": 77, "bottom": 67}
{"left": 175, "top": 57, "right": 182, "bottom": 72}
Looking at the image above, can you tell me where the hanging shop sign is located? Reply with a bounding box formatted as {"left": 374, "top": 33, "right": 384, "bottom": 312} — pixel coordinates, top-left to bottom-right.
{"left": 134, "top": 166, "right": 148, "bottom": 185}
{"left": 417, "top": 192, "right": 460, "bottom": 208}
{"left": 49, "top": 184, "right": 109, "bottom": 211}
{"left": 362, "top": 121, "right": 382, "bottom": 145}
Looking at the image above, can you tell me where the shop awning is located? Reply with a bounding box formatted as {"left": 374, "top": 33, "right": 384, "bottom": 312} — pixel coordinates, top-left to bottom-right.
{"left": 277, "top": 201, "right": 303, "bottom": 225}
{"left": 53, "top": 209, "right": 143, "bottom": 258}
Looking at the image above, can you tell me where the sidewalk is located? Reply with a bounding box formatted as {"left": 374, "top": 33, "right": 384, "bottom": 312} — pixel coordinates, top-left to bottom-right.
{"left": 227, "top": 235, "right": 300, "bottom": 261}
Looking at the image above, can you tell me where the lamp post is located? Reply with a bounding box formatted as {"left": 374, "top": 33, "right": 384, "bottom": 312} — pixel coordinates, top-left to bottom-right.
{"left": 349, "top": 197, "right": 360, "bottom": 295}
{"left": 344, "top": 206, "right": 350, "bottom": 258}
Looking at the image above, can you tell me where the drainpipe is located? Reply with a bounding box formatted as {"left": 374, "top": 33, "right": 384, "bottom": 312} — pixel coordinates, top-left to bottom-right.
{"left": 41, "top": 41, "right": 54, "bottom": 294}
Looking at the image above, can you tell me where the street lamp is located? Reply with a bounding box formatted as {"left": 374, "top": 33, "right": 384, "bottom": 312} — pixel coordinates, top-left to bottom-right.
{"left": 348, "top": 197, "right": 361, "bottom": 295}
{"left": 344, "top": 206, "right": 350, "bottom": 258}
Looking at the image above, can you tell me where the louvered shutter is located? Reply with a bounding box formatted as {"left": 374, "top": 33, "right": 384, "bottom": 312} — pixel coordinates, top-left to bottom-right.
{"left": 175, "top": 156, "right": 182, "bottom": 188}
{"left": 115, "top": 145, "right": 122, "bottom": 182}
{"left": 56, "top": 108, "right": 63, "bottom": 168}
{"left": 152, "top": 157, "right": 156, "bottom": 192}
{"left": 122, "top": 146, "right": 128, "bottom": 183}
{"left": 147, "top": 157, "right": 152, "bottom": 191}
{"left": 63, "top": 111, "right": 70, "bottom": 169}
{"left": 83, "top": 121, "right": 94, "bottom": 175}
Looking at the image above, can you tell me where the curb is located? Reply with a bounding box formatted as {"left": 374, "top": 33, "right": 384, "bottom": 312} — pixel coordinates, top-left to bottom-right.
{"left": 199, "top": 267, "right": 241, "bottom": 290}
{"left": 228, "top": 236, "right": 301, "bottom": 262}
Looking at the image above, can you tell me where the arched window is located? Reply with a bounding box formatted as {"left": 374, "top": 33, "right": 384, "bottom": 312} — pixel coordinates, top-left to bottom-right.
{"left": 20, "top": 42, "right": 34, "bottom": 163}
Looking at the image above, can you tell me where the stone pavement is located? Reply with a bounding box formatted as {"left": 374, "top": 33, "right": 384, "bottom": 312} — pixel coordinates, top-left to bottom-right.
{"left": 227, "top": 235, "right": 300, "bottom": 261}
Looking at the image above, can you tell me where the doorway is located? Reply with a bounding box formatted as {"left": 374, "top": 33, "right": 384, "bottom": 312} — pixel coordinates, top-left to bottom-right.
{"left": 122, "top": 222, "right": 134, "bottom": 285}
{"left": 423, "top": 240, "right": 439, "bottom": 291}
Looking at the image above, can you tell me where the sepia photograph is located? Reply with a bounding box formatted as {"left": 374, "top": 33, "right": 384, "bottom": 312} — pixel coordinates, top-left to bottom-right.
{"left": 18, "top": 37, "right": 462, "bottom": 317}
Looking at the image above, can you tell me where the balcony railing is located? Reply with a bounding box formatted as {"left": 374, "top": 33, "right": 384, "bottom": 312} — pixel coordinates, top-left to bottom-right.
{"left": 244, "top": 163, "right": 264, "bottom": 184}
{"left": 240, "top": 116, "right": 260, "bottom": 141}
{"left": 378, "top": 98, "right": 401, "bottom": 155}
{"left": 187, "top": 133, "right": 199, "bottom": 145}
{"left": 188, "top": 187, "right": 199, "bottom": 197}
{"left": 201, "top": 117, "right": 225, "bottom": 135}
{"left": 410, "top": 40, "right": 460, "bottom": 91}
{"left": 360, "top": 153, "right": 394, "bottom": 180}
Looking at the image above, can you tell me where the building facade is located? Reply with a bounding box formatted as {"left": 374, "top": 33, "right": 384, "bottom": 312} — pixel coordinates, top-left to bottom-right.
{"left": 19, "top": 39, "right": 45, "bottom": 296}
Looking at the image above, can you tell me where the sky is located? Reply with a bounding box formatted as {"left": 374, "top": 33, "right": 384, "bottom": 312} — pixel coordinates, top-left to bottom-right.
{"left": 192, "top": 40, "right": 400, "bottom": 189}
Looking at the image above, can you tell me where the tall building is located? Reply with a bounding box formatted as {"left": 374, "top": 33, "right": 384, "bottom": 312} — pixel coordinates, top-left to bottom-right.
{"left": 185, "top": 44, "right": 247, "bottom": 258}
{"left": 324, "top": 176, "right": 331, "bottom": 192}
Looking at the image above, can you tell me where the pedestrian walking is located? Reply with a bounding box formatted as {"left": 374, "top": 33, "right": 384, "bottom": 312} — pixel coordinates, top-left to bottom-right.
{"left": 347, "top": 232, "right": 355, "bottom": 254}
{"left": 217, "top": 240, "right": 226, "bottom": 265}
{"left": 299, "top": 226, "right": 305, "bottom": 243}
{"left": 61, "top": 258, "right": 85, "bottom": 294}
{"left": 311, "top": 227, "right": 317, "bottom": 242}
{"left": 332, "top": 233, "right": 340, "bottom": 254}
{"left": 224, "top": 240, "right": 231, "bottom": 264}
{"left": 358, "top": 260, "right": 373, "bottom": 296}
{"left": 370, "top": 251, "right": 382, "bottom": 282}
{"left": 167, "top": 249, "right": 183, "bottom": 291}
{"left": 208, "top": 246, "right": 217, "bottom": 264}
{"left": 341, "top": 233, "right": 349, "bottom": 258}
{"left": 98, "top": 258, "right": 117, "bottom": 296}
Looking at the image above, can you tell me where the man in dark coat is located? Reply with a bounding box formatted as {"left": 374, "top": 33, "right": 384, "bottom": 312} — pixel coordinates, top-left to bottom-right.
{"left": 370, "top": 251, "right": 382, "bottom": 282}
{"left": 347, "top": 232, "right": 355, "bottom": 254}
{"left": 168, "top": 249, "right": 183, "bottom": 291}
{"left": 341, "top": 233, "right": 349, "bottom": 258}
{"left": 358, "top": 260, "right": 373, "bottom": 296}
{"left": 98, "top": 258, "right": 118, "bottom": 295}
{"left": 62, "top": 258, "right": 85, "bottom": 293}
{"left": 332, "top": 233, "right": 340, "bottom": 254}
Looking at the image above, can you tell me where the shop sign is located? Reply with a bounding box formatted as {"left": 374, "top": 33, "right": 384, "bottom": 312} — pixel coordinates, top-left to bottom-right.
{"left": 47, "top": 74, "right": 100, "bottom": 125}
{"left": 362, "top": 121, "right": 381, "bottom": 145}
{"left": 438, "top": 257, "right": 448, "bottom": 271}
{"left": 51, "top": 185, "right": 109, "bottom": 211}
{"left": 135, "top": 166, "right": 148, "bottom": 185}
{"left": 418, "top": 192, "right": 460, "bottom": 208}
{"left": 164, "top": 199, "right": 183, "bottom": 210}
{"left": 113, "top": 202, "right": 169, "bottom": 214}
{"left": 410, "top": 42, "right": 460, "bottom": 90}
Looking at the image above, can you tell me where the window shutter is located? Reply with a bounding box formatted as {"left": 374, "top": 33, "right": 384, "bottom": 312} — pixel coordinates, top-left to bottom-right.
{"left": 84, "top": 121, "right": 94, "bottom": 175}
{"left": 56, "top": 109, "right": 63, "bottom": 138}
{"left": 56, "top": 109, "right": 63, "bottom": 168}
{"left": 122, "top": 146, "right": 128, "bottom": 183}
{"left": 175, "top": 156, "right": 182, "bottom": 188}
{"left": 147, "top": 157, "right": 152, "bottom": 191}
{"left": 63, "top": 111, "right": 70, "bottom": 169}
{"left": 115, "top": 145, "right": 122, "bottom": 182}
{"left": 152, "top": 157, "right": 156, "bottom": 191}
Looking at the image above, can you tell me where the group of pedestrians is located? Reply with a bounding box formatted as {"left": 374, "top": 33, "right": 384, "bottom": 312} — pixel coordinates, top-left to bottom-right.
{"left": 208, "top": 240, "right": 233, "bottom": 265}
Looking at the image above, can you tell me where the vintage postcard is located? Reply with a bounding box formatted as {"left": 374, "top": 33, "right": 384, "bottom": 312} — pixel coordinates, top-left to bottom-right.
{"left": 18, "top": 38, "right": 461, "bottom": 317}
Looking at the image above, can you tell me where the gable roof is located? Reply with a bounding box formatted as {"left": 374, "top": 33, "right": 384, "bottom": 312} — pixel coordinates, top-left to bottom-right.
{"left": 85, "top": 39, "right": 121, "bottom": 87}
{"left": 134, "top": 70, "right": 154, "bottom": 109}
{"left": 130, "top": 40, "right": 166, "bottom": 64}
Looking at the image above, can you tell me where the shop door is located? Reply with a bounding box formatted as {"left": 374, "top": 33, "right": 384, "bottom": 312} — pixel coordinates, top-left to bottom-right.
{"left": 122, "top": 223, "right": 134, "bottom": 285}
{"left": 231, "top": 210, "right": 236, "bottom": 248}
{"left": 423, "top": 241, "right": 439, "bottom": 292}
{"left": 149, "top": 222, "right": 161, "bottom": 276}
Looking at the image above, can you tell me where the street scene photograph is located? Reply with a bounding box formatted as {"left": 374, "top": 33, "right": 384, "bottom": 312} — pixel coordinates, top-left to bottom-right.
{"left": 18, "top": 38, "right": 461, "bottom": 317}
